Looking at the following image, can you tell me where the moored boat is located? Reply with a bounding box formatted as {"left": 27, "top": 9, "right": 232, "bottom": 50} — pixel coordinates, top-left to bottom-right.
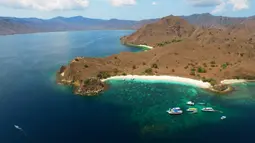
{"left": 221, "top": 116, "right": 226, "bottom": 120}
{"left": 186, "top": 101, "right": 195, "bottom": 106}
{"left": 201, "top": 107, "right": 215, "bottom": 112}
{"left": 187, "top": 108, "right": 197, "bottom": 112}
{"left": 166, "top": 107, "right": 183, "bottom": 115}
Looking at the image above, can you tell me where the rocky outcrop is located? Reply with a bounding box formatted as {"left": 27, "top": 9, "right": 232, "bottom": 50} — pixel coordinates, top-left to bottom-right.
{"left": 74, "top": 78, "right": 107, "bottom": 96}
{"left": 210, "top": 84, "right": 234, "bottom": 94}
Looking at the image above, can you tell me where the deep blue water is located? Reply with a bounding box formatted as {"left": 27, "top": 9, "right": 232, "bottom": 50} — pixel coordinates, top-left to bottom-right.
{"left": 0, "top": 30, "right": 255, "bottom": 143}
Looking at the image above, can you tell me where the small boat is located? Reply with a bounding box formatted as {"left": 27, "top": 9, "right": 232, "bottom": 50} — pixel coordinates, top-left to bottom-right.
{"left": 201, "top": 107, "right": 215, "bottom": 112}
{"left": 166, "top": 107, "right": 183, "bottom": 115}
{"left": 198, "top": 103, "right": 205, "bottom": 105}
{"left": 187, "top": 108, "right": 198, "bottom": 112}
{"left": 14, "top": 125, "right": 22, "bottom": 130}
{"left": 186, "top": 101, "right": 195, "bottom": 106}
{"left": 221, "top": 116, "right": 226, "bottom": 120}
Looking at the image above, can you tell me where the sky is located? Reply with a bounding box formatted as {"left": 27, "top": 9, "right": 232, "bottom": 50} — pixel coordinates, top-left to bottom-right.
{"left": 0, "top": 0, "right": 254, "bottom": 20}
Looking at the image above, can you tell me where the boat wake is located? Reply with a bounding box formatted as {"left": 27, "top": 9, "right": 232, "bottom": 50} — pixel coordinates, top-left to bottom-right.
{"left": 215, "top": 110, "right": 223, "bottom": 113}
{"left": 14, "top": 125, "right": 27, "bottom": 136}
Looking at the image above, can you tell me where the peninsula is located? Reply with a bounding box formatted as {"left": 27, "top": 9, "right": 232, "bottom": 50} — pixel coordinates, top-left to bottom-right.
{"left": 56, "top": 15, "right": 255, "bottom": 96}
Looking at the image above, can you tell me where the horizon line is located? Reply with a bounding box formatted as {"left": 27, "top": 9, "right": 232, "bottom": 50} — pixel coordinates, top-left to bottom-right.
{"left": 0, "top": 13, "right": 252, "bottom": 21}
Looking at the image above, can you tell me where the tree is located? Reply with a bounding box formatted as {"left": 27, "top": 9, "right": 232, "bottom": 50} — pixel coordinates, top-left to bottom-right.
{"left": 151, "top": 63, "right": 158, "bottom": 69}
{"left": 84, "top": 64, "right": 89, "bottom": 68}
{"left": 197, "top": 67, "right": 206, "bottom": 73}
{"left": 144, "top": 68, "right": 153, "bottom": 75}
{"left": 97, "top": 71, "right": 111, "bottom": 79}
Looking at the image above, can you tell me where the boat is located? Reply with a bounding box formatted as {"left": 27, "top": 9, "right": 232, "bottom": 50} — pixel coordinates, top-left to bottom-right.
{"left": 166, "top": 107, "right": 183, "bottom": 115}
{"left": 201, "top": 107, "right": 215, "bottom": 112}
{"left": 186, "top": 101, "right": 195, "bottom": 106}
{"left": 187, "top": 108, "right": 197, "bottom": 112}
{"left": 221, "top": 116, "right": 226, "bottom": 120}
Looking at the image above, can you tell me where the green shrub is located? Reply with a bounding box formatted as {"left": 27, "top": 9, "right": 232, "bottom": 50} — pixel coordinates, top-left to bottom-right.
{"left": 151, "top": 63, "right": 158, "bottom": 69}
{"left": 221, "top": 63, "right": 229, "bottom": 69}
{"left": 97, "top": 71, "right": 111, "bottom": 79}
{"left": 202, "top": 78, "right": 217, "bottom": 85}
{"left": 191, "top": 68, "right": 196, "bottom": 72}
{"left": 133, "top": 65, "right": 136, "bottom": 69}
{"left": 122, "top": 73, "right": 127, "bottom": 76}
{"left": 157, "top": 43, "right": 164, "bottom": 47}
{"left": 144, "top": 68, "right": 153, "bottom": 74}
{"left": 84, "top": 64, "right": 89, "bottom": 68}
{"left": 197, "top": 67, "right": 206, "bottom": 73}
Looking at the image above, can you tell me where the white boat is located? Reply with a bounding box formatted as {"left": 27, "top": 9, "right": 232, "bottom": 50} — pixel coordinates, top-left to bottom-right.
{"left": 201, "top": 107, "right": 215, "bottom": 112}
{"left": 166, "top": 107, "right": 183, "bottom": 115}
{"left": 187, "top": 108, "right": 197, "bottom": 112}
{"left": 221, "top": 116, "right": 226, "bottom": 120}
{"left": 187, "top": 101, "right": 195, "bottom": 106}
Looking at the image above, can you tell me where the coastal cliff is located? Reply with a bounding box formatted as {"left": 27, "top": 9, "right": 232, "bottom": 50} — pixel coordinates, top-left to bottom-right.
{"left": 57, "top": 15, "right": 255, "bottom": 96}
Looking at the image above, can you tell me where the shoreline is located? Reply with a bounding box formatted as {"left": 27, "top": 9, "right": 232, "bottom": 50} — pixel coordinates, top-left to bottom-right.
{"left": 220, "top": 79, "right": 247, "bottom": 84}
{"left": 124, "top": 43, "right": 154, "bottom": 50}
{"left": 101, "top": 75, "right": 212, "bottom": 89}
{"left": 101, "top": 75, "right": 250, "bottom": 94}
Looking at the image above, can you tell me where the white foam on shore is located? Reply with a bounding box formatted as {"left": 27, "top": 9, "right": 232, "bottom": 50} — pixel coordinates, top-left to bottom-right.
{"left": 137, "top": 45, "right": 153, "bottom": 49}
{"left": 221, "top": 79, "right": 247, "bottom": 84}
{"left": 101, "top": 75, "right": 212, "bottom": 89}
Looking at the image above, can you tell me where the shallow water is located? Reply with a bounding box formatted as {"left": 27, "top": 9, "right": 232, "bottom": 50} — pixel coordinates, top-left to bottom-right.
{"left": 0, "top": 31, "right": 254, "bottom": 143}
{"left": 102, "top": 79, "right": 255, "bottom": 142}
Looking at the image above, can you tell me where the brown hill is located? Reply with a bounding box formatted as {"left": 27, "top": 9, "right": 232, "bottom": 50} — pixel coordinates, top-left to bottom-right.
{"left": 57, "top": 15, "right": 255, "bottom": 95}
{"left": 121, "top": 16, "right": 195, "bottom": 46}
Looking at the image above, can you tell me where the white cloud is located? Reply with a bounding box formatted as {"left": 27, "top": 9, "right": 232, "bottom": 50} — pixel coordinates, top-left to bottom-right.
{"left": 152, "top": 2, "right": 157, "bottom": 5}
{"left": 188, "top": 0, "right": 222, "bottom": 7}
{"left": 211, "top": 0, "right": 250, "bottom": 13}
{"left": 110, "top": 0, "right": 136, "bottom": 6}
{"left": 0, "top": 0, "right": 89, "bottom": 11}
{"left": 211, "top": 0, "right": 226, "bottom": 14}
{"left": 188, "top": 0, "right": 250, "bottom": 14}
{"left": 227, "top": 0, "right": 249, "bottom": 10}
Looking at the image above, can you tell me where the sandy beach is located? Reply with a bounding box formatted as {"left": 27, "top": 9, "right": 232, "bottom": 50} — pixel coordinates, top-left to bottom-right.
{"left": 221, "top": 79, "right": 247, "bottom": 84}
{"left": 137, "top": 45, "right": 153, "bottom": 49}
{"left": 101, "top": 75, "right": 212, "bottom": 89}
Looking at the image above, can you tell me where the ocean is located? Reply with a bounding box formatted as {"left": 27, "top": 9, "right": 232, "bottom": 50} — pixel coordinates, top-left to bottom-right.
{"left": 0, "top": 30, "right": 254, "bottom": 143}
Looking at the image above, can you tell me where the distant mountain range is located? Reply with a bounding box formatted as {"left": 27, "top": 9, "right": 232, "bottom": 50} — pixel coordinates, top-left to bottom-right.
{"left": 0, "top": 13, "right": 254, "bottom": 35}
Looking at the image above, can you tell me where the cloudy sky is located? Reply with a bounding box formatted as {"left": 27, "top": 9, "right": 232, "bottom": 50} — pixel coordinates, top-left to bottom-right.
{"left": 0, "top": 0, "right": 254, "bottom": 19}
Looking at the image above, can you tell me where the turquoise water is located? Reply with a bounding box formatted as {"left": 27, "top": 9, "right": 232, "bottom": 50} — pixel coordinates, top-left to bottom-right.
{"left": 0, "top": 30, "right": 255, "bottom": 143}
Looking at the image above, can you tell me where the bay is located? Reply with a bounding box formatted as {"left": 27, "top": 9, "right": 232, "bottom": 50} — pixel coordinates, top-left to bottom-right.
{"left": 0, "top": 30, "right": 254, "bottom": 143}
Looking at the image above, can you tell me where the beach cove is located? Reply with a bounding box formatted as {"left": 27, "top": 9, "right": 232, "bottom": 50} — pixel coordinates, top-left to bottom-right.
{"left": 0, "top": 30, "right": 254, "bottom": 142}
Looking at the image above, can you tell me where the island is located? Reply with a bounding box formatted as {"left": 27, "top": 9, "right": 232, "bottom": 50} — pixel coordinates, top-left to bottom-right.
{"left": 56, "top": 15, "right": 255, "bottom": 96}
